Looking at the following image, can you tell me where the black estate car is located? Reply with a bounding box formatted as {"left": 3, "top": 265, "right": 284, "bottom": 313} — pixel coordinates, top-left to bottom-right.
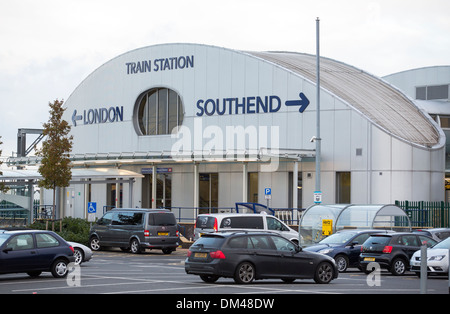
{"left": 185, "top": 232, "right": 338, "bottom": 284}
{"left": 0, "top": 229, "right": 75, "bottom": 278}
{"left": 359, "top": 232, "right": 438, "bottom": 275}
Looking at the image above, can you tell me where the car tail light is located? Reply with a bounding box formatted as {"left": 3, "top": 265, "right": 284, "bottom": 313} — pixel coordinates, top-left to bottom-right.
{"left": 176, "top": 230, "right": 180, "bottom": 237}
{"left": 69, "top": 246, "right": 74, "bottom": 253}
{"left": 144, "top": 230, "right": 150, "bottom": 237}
{"left": 383, "top": 246, "right": 393, "bottom": 253}
{"left": 187, "top": 250, "right": 192, "bottom": 257}
{"left": 209, "top": 250, "right": 226, "bottom": 259}
{"left": 213, "top": 218, "right": 218, "bottom": 232}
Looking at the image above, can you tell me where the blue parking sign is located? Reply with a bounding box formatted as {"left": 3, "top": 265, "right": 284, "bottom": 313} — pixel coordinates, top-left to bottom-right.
{"left": 265, "top": 188, "right": 271, "bottom": 195}
{"left": 88, "top": 202, "right": 97, "bottom": 213}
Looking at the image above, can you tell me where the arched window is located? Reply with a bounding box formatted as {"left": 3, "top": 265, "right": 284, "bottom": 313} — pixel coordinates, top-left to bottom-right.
{"left": 135, "top": 88, "right": 184, "bottom": 135}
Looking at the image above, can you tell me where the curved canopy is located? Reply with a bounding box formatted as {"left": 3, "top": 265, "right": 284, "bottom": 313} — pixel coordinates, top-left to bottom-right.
{"left": 299, "top": 204, "right": 411, "bottom": 245}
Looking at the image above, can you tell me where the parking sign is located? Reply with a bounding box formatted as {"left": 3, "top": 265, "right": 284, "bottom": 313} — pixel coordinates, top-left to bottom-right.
{"left": 87, "top": 202, "right": 97, "bottom": 213}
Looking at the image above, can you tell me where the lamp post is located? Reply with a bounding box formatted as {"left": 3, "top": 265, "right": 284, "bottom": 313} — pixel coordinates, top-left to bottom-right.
{"left": 315, "top": 17, "right": 322, "bottom": 202}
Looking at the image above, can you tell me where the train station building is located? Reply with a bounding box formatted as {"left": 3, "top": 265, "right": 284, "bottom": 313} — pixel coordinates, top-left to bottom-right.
{"left": 2, "top": 43, "right": 446, "bottom": 222}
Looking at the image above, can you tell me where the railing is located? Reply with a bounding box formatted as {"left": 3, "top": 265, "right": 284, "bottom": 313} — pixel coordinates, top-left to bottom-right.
{"left": 395, "top": 200, "right": 450, "bottom": 228}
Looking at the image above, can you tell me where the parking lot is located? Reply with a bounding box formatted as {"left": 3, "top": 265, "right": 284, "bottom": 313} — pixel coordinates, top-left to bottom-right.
{"left": 0, "top": 248, "right": 448, "bottom": 296}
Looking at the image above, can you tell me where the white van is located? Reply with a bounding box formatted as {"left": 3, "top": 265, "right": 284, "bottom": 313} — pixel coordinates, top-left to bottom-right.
{"left": 193, "top": 213, "right": 300, "bottom": 244}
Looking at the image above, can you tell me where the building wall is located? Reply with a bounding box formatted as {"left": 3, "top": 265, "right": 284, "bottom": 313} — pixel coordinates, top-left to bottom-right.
{"left": 59, "top": 44, "right": 445, "bottom": 220}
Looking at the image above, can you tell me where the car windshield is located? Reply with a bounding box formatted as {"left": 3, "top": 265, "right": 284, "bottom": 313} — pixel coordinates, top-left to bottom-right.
{"left": 432, "top": 237, "right": 450, "bottom": 249}
{"left": 0, "top": 234, "right": 10, "bottom": 246}
{"left": 320, "top": 232, "right": 356, "bottom": 244}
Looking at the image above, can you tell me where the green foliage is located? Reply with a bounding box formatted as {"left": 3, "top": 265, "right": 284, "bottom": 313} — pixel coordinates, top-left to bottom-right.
{"left": 36, "top": 99, "right": 73, "bottom": 219}
{"left": 29, "top": 217, "right": 91, "bottom": 246}
{"left": 37, "top": 99, "right": 73, "bottom": 190}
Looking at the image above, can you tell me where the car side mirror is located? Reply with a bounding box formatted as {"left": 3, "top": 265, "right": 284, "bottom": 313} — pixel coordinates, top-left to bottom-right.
{"left": 296, "top": 245, "right": 302, "bottom": 252}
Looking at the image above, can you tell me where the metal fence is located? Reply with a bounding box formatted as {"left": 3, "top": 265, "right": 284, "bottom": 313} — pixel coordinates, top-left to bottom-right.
{"left": 395, "top": 201, "right": 450, "bottom": 228}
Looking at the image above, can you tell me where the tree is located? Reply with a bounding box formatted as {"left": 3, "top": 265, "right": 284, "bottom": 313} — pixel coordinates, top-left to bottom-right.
{"left": 37, "top": 99, "right": 73, "bottom": 220}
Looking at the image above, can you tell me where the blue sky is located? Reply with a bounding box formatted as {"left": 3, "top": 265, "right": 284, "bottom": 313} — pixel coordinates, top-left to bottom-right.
{"left": 0, "top": 0, "right": 449, "bottom": 157}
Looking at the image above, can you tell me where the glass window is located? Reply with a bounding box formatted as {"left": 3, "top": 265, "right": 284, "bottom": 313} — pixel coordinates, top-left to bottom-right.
{"left": 36, "top": 233, "right": 60, "bottom": 248}
{"left": 116, "top": 212, "right": 143, "bottom": 225}
{"left": 271, "top": 235, "right": 296, "bottom": 252}
{"left": 98, "top": 212, "right": 114, "bottom": 225}
{"left": 266, "top": 216, "right": 288, "bottom": 231}
{"left": 220, "top": 216, "right": 264, "bottom": 229}
{"left": 227, "top": 236, "right": 253, "bottom": 249}
{"left": 5, "top": 234, "right": 34, "bottom": 251}
{"left": 418, "top": 235, "right": 437, "bottom": 247}
{"left": 336, "top": 172, "right": 351, "bottom": 203}
{"left": 135, "top": 88, "right": 184, "bottom": 135}
{"left": 249, "top": 235, "right": 274, "bottom": 250}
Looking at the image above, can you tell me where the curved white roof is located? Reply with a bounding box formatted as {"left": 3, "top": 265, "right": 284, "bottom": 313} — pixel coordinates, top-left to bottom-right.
{"left": 247, "top": 51, "right": 441, "bottom": 148}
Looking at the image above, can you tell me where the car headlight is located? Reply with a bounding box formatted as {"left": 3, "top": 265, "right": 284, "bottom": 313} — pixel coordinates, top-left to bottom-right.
{"left": 428, "top": 255, "right": 445, "bottom": 261}
{"left": 318, "top": 248, "right": 333, "bottom": 255}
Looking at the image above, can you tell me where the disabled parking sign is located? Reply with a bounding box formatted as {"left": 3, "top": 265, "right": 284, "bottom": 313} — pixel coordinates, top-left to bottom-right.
{"left": 87, "top": 202, "right": 97, "bottom": 213}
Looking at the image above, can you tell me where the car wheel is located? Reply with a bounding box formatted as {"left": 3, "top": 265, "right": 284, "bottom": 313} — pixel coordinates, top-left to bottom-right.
{"left": 162, "top": 248, "right": 173, "bottom": 254}
{"left": 234, "top": 262, "right": 255, "bottom": 284}
{"left": 334, "top": 255, "right": 349, "bottom": 272}
{"left": 314, "top": 262, "right": 335, "bottom": 284}
{"left": 51, "top": 259, "right": 69, "bottom": 278}
{"left": 89, "top": 236, "right": 101, "bottom": 251}
{"left": 200, "top": 275, "right": 220, "bottom": 283}
{"left": 390, "top": 258, "right": 406, "bottom": 276}
{"left": 130, "top": 238, "right": 141, "bottom": 254}
{"left": 73, "top": 248, "right": 84, "bottom": 265}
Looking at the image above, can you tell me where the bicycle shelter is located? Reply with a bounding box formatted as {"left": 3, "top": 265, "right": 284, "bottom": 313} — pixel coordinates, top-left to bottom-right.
{"left": 299, "top": 204, "right": 411, "bottom": 246}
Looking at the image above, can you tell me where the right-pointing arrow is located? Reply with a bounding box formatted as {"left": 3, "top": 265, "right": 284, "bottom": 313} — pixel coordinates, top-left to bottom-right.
{"left": 285, "top": 92, "right": 310, "bottom": 113}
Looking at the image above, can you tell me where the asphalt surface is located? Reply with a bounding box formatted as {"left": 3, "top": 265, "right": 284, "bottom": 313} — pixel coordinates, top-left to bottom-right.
{"left": 0, "top": 248, "right": 448, "bottom": 296}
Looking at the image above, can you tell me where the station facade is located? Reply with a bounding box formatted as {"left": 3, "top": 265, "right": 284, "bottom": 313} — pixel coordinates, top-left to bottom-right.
{"left": 41, "top": 43, "right": 445, "bottom": 221}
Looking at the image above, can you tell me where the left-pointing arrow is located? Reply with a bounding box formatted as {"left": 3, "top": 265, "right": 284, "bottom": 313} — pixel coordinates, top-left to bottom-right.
{"left": 72, "top": 110, "right": 82, "bottom": 126}
{"left": 285, "top": 92, "right": 310, "bottom": 113}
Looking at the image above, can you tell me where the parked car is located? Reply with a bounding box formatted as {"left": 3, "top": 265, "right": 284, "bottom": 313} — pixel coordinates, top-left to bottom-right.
{"left": 304, "top": 229, "right": 394, "bottom": 272}
{"left": 89, "top": 208, "right": 180, "bottom": 254}
{"left": 194, "top": 213, "right": 300, "bottom": 244}
{"left": 413, "top": 228, "right": 450, "bottom": 242}
{"left": 410, "top": 236, "right": 450, "bottom": 277}
{"left": 360, "top": 232, "right": 438, "bottom": 275}
{"left": 68, "top": 241, "right": 93, "bottom": 265}
{"left": 185, "top": 232, "right": 338, "bottom": 284}
{"left": 0, "top": 229, "right": 75, "bottom": 278}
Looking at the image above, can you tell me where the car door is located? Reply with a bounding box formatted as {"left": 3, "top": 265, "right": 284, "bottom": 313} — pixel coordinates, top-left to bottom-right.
{"left": 397, "top": 235, "right": 421, "bottom": 258}
{"left": 271, "top": 235, "right": 314, "bottom": 277}
{"left": 95, "top": 212, "right": 116, "bottom": 245}
{"left": 248, "top": 235, "right": 280, "bottom": 277}
{"left": 1, "top": 233, "right": 37, "bottom": 273}
{"left": 347, "top": 233, "right": 371, "bottom": 265}
{"left": 34, "top": 232, "right": 63, "bottom": 268}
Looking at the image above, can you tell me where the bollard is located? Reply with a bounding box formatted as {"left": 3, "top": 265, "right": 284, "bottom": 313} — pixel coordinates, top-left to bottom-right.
{"left": 420, "top": 244, "right": 427, "bottom": 294}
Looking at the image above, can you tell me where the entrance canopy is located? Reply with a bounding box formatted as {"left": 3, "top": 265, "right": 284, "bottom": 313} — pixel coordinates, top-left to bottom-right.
{"left": 0, "top": 167, "right": 143, "bottom": 212}
{"left": 299, "top": 204, "right": 411, "bottom": 245}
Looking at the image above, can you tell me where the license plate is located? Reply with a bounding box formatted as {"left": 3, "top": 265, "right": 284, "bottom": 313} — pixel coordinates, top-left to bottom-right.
{"left": 364, "top": 257, "right": 376, "bottom": 261}
{"left": 194, "top": 252, "right": 208, "bottom": 258}
{"left": 158, "top": 232, "right": 169, "bottom": 236}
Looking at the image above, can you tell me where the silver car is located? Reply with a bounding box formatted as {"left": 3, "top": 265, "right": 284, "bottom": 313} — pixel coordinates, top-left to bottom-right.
{"left": 68, "top": 241, "right": 93, "bottom": 265}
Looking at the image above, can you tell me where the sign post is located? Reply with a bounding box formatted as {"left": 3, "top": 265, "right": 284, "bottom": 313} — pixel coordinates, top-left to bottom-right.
{"left": 264, "top": 188, "right": 272, "bottom": 209}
